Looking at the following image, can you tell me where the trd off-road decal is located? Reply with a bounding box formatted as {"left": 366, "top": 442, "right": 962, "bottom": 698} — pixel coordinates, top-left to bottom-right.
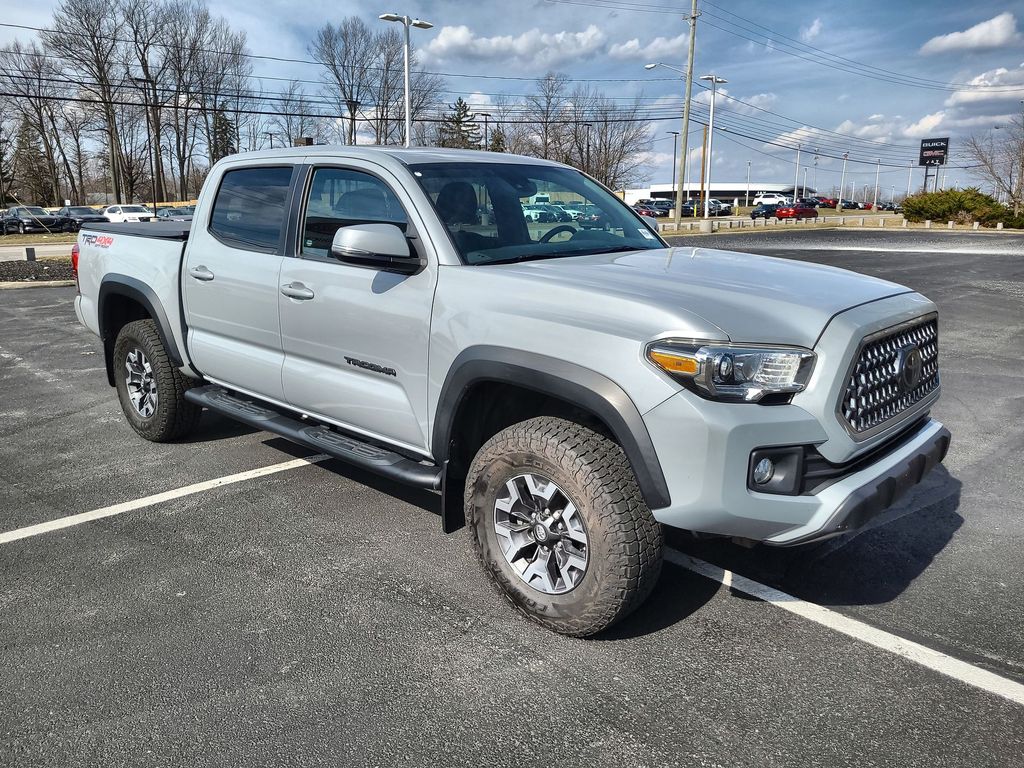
{"left": 81, "top": 233, "right": 114, "bottom": 249}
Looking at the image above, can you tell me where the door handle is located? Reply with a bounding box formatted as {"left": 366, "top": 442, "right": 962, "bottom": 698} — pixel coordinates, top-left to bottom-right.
{"left": 188, "top": 265, "right": 215, "bottom": 281}
{"left": 280, "top": 282, "right": 315, "bottom": 300}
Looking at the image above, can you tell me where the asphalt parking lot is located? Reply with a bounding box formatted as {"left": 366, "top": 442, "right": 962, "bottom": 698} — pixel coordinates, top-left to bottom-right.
{"left": 2, "top": 228, "right": 1023, "bottom": 766}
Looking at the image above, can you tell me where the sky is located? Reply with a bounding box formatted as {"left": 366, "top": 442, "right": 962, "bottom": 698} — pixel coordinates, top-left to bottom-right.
{"left": 3, "top": 0, "right": 1024, "bottom": 197}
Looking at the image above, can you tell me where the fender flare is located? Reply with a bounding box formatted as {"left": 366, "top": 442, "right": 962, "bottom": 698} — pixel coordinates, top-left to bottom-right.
{"left": 432, "top": 346, "right": 671, "bottom": 510}
{"left": 98, "top": 274, "right": 183, "bottom": 385}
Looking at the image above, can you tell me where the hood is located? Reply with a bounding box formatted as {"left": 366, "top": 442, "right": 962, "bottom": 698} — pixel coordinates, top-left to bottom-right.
{"left": 494, "top": 246, "right": 911, "bottom": 348}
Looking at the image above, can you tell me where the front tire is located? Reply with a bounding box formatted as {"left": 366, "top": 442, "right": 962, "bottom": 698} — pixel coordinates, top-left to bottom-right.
{"left": 113, "top": 319, "right": 201, "bottom": 442}
{"left": 465, "top": 417, "right": 663, "bottom": 637}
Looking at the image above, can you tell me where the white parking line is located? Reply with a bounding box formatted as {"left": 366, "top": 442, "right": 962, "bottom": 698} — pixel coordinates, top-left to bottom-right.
{"left": 0, "top": 454, "right": 330, "bottom": 545}
{"left": 667, "top": 549, "right": 1024, "bottom": 707}
{"left": 3, "top": 454, "right": 1021, "bottom": 708}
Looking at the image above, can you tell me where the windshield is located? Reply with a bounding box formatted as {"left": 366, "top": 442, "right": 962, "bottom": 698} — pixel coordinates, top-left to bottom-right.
{"left": 19, "top": 207, "right": 48, "bottom": 216}
{"left": 67, "top": 207, "right": 95, "bottom": 215}
{"left": 121, "top": 206, "right": 149, "bottom": 213}
{"left": 409, "top": 162, "right": 665, "bottom": 265}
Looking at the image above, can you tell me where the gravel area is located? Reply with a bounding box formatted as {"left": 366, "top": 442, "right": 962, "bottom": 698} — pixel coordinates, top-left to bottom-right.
{"left": 0, "top": 258, "right": 74, "bottom": 282}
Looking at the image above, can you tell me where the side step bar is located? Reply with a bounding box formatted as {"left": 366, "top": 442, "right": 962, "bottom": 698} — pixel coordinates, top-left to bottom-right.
{"left": 185, "top": 385, "right": 442, "bottom": 490}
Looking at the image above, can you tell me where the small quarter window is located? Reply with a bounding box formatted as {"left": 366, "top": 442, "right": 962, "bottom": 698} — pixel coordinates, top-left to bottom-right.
{"left": 209, "top": 166, "right": 293, "bottom": 252}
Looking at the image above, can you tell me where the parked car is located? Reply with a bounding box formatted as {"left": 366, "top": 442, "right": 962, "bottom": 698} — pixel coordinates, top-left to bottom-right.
{"left": 557, "top": 203, "right": 586, "bottom": 220}
{"left": 816, "top": 197, "right": 838, "bottom": 208}
{"left": 796, "top": 197, "right": 821, "bottom": 208}
{"left": 633, "top": 204, "right": 667, "bottom": 218}
{"left": 750, "top": 203, "right": 779, "bottom": 219}
{"left": 576, "top": 204, "right": 609, "bottom": 229}
{"left": 56, "top": 206, "right": 109, "bottom": 232}
{"left": 877, "top": 202, "right": 903, "bottom": 213}
{"left": 0, "top": 205, "right": 69, "bottom": 235}
{"left": 101, "top": 205, "right": 154, "bottom": 223}
{"left": 538, "top": 203, "right": 572, "bottom": 222}
{"left": 775, "top": 202, "right": 818, "bottom": 219}
{"left": 708, "top": 199, "right": 733, "bottom": 216}
{"left": 522, "top": 204, "right": 556, "bottom": 223}
{"left": 752, "top": 192, "right": 789, "bottom": 206}
{"left": 838, "top": 200, "right": 861, "bottom": 210}
{"left": 73, "top": 145, "right": 949, "bottom": 637}
{"left": 156, "top": 206, "right": 196, "bottom": 222}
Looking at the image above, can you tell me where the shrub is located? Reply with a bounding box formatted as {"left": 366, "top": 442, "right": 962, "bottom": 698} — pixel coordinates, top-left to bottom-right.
{"left": 901, "top": 187, "right": 1012, "bottom": 225}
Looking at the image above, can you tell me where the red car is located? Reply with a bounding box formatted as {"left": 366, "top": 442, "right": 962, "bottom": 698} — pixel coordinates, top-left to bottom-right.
{"left": 775, "top": 202, "right": 818, "bottom": 219}
{"left": 816, "top": 196, "right": 838, "bottom": 207}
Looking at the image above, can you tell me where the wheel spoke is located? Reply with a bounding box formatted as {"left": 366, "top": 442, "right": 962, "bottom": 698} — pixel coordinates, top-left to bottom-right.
{"left": 522, "top": 550, "right": 556, "bottom": 593}
{"left": 494, "top": 519, "right": 533, "bottom": 562}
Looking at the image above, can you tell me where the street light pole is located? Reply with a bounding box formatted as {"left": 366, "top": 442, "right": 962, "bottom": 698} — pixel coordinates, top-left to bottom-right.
{"left": 0, "top": 137, "right": 8, "bottom": 206}
{"left": 345, "top": 99, "right": 360, "bottom": 145}
{"left": 380, "top": 13, "right": 434, "bottom": 148}
{"left": 700, "top": 74, "right": 727, "bottom": 219}
{"left": 793, "top": 142, "right": 801, "bottom": 200}
{"left": 872, "top": 158, "right": 880, "bottom": 210}
{"left": 745, "top": 159, "right": 750, "bottom": 207}
{"left": 667, "top": 130, "right": 680, "bottom": 196}
{"left": 582, "top": 122, "right": 593, "bottom": 174}
{"left": 478, "top": 112, "right": 491, "bottom": 149}
{"left": 643, "top": 0, "right": 697, "bottom": 231}
{"left": 838, "top": 152, "right": 848, "bottom": 212}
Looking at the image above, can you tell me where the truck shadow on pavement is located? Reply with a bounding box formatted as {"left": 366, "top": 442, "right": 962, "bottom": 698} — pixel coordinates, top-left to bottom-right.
{"left": 667, "top": 466, "right": 963, "bottom": 609}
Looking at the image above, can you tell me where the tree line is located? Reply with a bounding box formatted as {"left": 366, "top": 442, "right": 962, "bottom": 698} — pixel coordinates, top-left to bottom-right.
{"left": 0, "top": 3, "right": 653, "bottom": 207}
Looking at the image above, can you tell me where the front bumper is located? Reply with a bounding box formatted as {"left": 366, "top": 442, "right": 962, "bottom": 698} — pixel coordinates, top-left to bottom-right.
{"left": 642, "top": 387, "right": 950, "bottom": 545}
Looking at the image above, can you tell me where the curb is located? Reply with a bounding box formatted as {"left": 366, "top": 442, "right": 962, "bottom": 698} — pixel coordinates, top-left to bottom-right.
{"left": 0, "top": 280, "right": 75, "bottom": 290}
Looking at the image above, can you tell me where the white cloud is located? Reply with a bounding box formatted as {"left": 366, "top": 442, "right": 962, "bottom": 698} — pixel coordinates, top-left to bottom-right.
{"left": 920, "top": 12, "right": 1021, "bottom": 55}
{"left": 800, "top": 19, "right": 822, "bottom": 42}
{"left": 422, "top": 24, "right": 607, "bottom": 67}
{"left": 944, "top": 63, "right": 1024, "bottom": 106}
{"left": 903, "top": 111, "right": 947, "bottom": 138}
{"left": 608, "top": 33, "right": 687, "bottom": 61}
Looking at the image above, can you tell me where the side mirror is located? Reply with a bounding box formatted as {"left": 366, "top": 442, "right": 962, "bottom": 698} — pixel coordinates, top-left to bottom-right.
{"left": 330, "top": 223, "right": 422, "bottom": 274}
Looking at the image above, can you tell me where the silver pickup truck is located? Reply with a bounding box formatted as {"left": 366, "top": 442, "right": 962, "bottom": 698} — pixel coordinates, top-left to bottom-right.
{"left": 74, "top": 146, "right": 950, "bottom": 636}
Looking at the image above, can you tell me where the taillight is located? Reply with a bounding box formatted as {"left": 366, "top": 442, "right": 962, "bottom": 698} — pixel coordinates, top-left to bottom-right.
{"left": 71, "top": 242, "right": 80, "bottom": 293}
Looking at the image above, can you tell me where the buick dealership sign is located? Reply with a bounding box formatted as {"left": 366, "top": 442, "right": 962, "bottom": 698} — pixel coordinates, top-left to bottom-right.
{"left": 919, "top": 138, "right": 949, "bottom": 166}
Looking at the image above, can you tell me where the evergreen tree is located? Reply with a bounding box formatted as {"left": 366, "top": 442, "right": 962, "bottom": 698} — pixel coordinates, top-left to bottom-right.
{"left": 487, "top": 125, "right": 507, "bottom": 153}
{"left": 209, "top": 106, "right": 236, "bottom": 163}
{"left": 11, "top": 116, "right": 52, "bottom": 204}
{"left": 438, "top": 98, "right": 481, "bottom": 149}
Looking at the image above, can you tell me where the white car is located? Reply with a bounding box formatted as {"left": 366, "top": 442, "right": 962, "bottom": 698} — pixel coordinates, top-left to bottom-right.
{"left": 102, "top": 205, "right": 154, "bottom": 223}
{"left": 751, "top": 193, "right": 789, "bottom": 206}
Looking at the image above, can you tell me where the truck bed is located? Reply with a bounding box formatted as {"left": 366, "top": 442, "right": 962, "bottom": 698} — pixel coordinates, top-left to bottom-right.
{"left": 84, "top": 221, "right": 191, "bottom": 240}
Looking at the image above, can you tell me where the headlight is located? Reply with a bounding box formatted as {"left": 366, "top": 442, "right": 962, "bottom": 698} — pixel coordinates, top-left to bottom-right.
{"left": 647, "top": 340, "right": 815, "bottom": 402}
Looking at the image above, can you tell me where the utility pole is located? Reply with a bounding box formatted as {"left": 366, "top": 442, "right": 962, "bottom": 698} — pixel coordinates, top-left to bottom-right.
{"left": 265, "top": 132, "right": 277, "bottom": 149}
{"left": 130, "top": 75, "right": 158, "bottom": 212}
{"left": 813, "top": 148, "right": 819, "bottom": 193}
{"left": 667, "top": 130, "right": 680, "bottom": 196}
{"left": 872, "top": 158, "right": 880, "bottom": 210}
{"left": 907, "top": 161, "right": 913, "bottom": 197}
{"left": 0, "top": 137, "right": 8, "bottom": 206}
{"left": 838, "top": 152, "right": 848, "bottom": 212}
{"left": 802, "top": 166, "right": 807, "bottom": 198}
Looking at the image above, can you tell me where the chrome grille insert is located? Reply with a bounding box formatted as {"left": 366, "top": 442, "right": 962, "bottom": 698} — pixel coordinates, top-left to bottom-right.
{"left": 839, "top": 315, "right": 939, "bottom": 436}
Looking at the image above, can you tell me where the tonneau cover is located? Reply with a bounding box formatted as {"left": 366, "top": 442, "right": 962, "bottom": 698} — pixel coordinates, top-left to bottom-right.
{"left": 82, "top": 221, "right": 191, "bottom": 240}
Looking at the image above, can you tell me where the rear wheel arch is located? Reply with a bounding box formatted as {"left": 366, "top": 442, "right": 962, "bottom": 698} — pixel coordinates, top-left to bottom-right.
{"left": 98, "top": 276, "right": 182, "bottom": 387}
{"left": 433, "top": 347, "right": 671, "bottom": 517}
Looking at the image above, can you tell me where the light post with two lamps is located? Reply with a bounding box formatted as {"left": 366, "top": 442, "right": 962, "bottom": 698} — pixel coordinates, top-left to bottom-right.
{"left": 699, "top": 73, "right": 727, "bottom": 219}
{"left": 379, "top": 13, "right": 433, "bottom": 148}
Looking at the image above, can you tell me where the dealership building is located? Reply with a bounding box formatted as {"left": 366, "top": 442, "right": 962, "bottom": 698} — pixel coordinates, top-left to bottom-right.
{"left": 622, "top": 182, "right": 813, "bottom": 206}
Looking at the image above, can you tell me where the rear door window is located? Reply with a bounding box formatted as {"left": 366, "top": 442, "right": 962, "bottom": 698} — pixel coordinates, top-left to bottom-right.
{"left": 209, "top": 166, "right": 293, "bottom": 252}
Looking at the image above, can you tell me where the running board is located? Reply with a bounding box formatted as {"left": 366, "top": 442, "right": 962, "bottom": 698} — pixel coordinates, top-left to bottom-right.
{"left": 185, "top": 385, "right": 442, "bottom": 490}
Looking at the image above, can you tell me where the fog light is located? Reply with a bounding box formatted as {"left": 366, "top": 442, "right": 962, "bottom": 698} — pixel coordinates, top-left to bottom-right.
{"left": 753, "top": 457, "right": 775, "bottom": 485}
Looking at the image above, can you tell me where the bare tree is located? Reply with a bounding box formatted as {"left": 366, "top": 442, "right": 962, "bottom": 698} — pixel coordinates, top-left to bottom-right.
{"left": 965, "top": 112, "right": 1024, "bottom": 214}
{"left": 43, "top": 0, "right": 129, "bottom": 201}
{"left": 310, "top": 18, "right": 375, "bottom": 145}
{"left": 121, "top": 0, "right": 172, "bottom": 203}
{"left": 525, "top": 72, "right": 569, "bottom": 160}
{"left": 162, "top": 0, "right": 210, "bottom": 198}
{"left": 273, "top": 81, "right": 323, "bottom": 146}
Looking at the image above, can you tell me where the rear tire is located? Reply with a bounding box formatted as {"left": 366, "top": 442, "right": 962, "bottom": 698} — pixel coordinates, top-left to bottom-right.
{"left": 465, "top": 417, "right": 663, "bottom": 637}
{"left": 113, "top": 319, "right": 201, "bottom": 442}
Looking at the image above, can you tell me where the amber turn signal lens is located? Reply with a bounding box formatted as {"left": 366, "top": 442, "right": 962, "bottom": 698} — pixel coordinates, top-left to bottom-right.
{"left": 649, "top": 349, "right": 700, "bottom": 375}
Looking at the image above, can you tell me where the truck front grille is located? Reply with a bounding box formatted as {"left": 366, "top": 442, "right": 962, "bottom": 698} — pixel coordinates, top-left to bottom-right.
{"left": 839, "top": 315, "right": 939, "bottom": 435}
